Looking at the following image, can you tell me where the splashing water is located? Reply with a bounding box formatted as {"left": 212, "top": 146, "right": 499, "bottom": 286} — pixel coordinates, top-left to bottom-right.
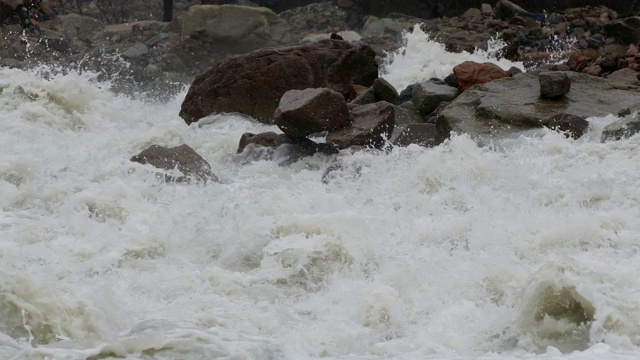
{"left": 381, "top": 26, "right": 524, "bottom": 91}
{"left": 1, "top": 32, "right": 640, "bottom": 360}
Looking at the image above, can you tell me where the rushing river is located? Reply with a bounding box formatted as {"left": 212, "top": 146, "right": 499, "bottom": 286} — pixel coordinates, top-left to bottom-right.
{"left": 1, "top": 28, "right": 640, "bottom": 360}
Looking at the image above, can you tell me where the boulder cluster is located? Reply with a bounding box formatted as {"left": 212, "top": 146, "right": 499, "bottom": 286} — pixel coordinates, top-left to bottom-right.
{"left": 3, "top": 0, "right": 640, "bottom": 182}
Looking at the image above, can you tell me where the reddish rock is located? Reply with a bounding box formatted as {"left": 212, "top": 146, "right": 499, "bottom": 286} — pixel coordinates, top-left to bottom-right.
{"left": 605, "top": 68, "right": 639, "bottom": 85}
{"left": 337, "top": 0, "right": 354, "bottom": 8}
{"left": 179, "top": 39, "right": 378, "bottom": 125}
{"left": 275, "top": 88, "right": 350, "bottom": 138}
{"left": 327, "top": 102, "right": 395, "bottom": 149}
{"left": 453, "top": 61, "right": 509, "bottom": 91}
{"left": 583, "top": 64, "right": 602, "bottom": 76}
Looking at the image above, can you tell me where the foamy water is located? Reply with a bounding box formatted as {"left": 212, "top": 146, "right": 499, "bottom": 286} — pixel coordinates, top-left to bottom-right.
{"left": 1, "top": 30, "right": 640, "bottom": 360}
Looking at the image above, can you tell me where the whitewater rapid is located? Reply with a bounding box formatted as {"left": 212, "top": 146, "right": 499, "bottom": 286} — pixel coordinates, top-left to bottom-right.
{"left": 1, "top": 29, "right": 640, "bottom": 360}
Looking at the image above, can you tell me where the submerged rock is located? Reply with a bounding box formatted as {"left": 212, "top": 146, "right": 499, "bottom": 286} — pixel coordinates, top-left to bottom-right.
{"left": 601, "top": 114, "right": 640, "bottom": 142}
{"left": 131, "top": 144, "right": 218, "bottom": 183}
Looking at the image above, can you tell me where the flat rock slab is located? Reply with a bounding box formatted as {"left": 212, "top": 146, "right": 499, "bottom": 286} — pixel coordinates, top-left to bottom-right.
{"left": 437, "top": 71, "right": 640, "bottom": 141}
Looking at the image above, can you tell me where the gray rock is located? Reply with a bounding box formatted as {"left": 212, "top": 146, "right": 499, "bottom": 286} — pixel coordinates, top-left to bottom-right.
{"left": 131, "top": 144, "right": 218, "bottom": 183}
{"left": 122, "top": 43, "right": 148, "bottom": 59}
{"left": 602, "top": 114, "right": 640, "bottom": 142}
{"left": 59, "top": 13, "right": 103, "bottom": 41}
{"left": 373, "top": 78, "right": 399, "bottom": 104}
{"left": 494, "top": 0, "right": 527, "bottom": 20}
{"left": 392, "top": 104, "right": 425, "bottom": 125}
{"left": 437, "top": 71, "right": 640, "bottom": 142}
{"left": 412, "top": 82, "right": 458, "bottom": 115}
{"left": 181, "top": 5, "right": 294, "bottom": 54}
{"left": 603, "top": 17, "right": 640, "bottom": 44}
{"left": 539, "top": 71, "right": 571, "bottom": 98}
{"left": 390, "top": 123, "right": 439, "bottom": 147}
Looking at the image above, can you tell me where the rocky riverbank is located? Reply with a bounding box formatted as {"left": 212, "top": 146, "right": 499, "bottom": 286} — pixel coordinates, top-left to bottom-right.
{"left": 3, "top": 0, "right": 640, "bottom": 181}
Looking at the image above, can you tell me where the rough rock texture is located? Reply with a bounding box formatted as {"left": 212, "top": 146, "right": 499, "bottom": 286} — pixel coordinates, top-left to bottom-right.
{"left": 494, "top": 0, "right": 527, "bottom": 20}
{"left": 453, "top": 61, "right": 509, "bottom": 91}
{"left": 390, "top": 123, "right": 440, "bottom": 147}
{"left": 412, "top": 82, "right": 459, "bottom": 115}
{"left": 275, "top": 88, "right": 351, "bottom": 138}
{"left": 437, "top": 71, "right": 640, "bottom": 141}
{"left": 605, "top": 68, "right": 639, "bottom": 85}
{"left": 539, "top": 72, "right": 571, "bottom": 98}
{"left": 236, "top": 132, "right": 337, "bottom": 165}
{"left": 180, "top": 39, "right": 378, "bottom": 125}
{"left": 603, "top": 18, "right": 640, "bottom": 45}
{"left": 58, "top": 14, "right": 103, "bottom": 41}
{"left": 372, "top": 78, "right": 399, "bottom": 105}
{"left": 279, "top": 2, "right": 349, "bottom": 37}
{"left": 131, "top": 144, "right": 218, "bottom": 183}
{"left": 327, "top": 101, "right": 395, "bottom": 149}
{"left": 180, "top": 5, "right": 294, "bottom": 53}
{"left": 546, "top": 113, "right": 589, "bottom": 139}
{"left": 237, "top": 132, "right": 292, "bottom": 153}
{"left": 392, "top": 105, "right": 425, "bottom": 125}
{"left": 602, "top": 114, "right": 640, "bottom": 142}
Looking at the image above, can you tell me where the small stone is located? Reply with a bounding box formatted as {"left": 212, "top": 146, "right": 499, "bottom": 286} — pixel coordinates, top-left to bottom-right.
{"left": 539, "top": 71, "right": 571, "bottom": 98}
{"left": 481, "top": 3, "right": 493, "bottom": 17}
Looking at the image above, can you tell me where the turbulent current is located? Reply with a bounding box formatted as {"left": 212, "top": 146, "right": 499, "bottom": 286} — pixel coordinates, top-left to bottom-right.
{"left": 1, "top": 28, "right": 640, "bottom": 360}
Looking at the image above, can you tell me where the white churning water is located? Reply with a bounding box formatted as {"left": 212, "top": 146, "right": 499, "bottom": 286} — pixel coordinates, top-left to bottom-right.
{"left": 1, "top": 28, "right": 640, "bottom": 360}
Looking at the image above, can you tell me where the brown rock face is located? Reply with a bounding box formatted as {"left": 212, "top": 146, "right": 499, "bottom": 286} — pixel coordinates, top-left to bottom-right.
{"left": 179, "top": 39, "right": 378, "bottom": 125}
{"left": 131, "top": 144, "right": 218, "bottom": 183}
{"left": 275, "top": 88, "right": 351, "bottom": 138}
{"left": 327, "top": 101, "right": 395, "bottom": 149}
{"left": 546, "top": 113, "right": 589, "bottom": 139}
{"left": 453, "top": 61, "right": 509, "bottom": 91}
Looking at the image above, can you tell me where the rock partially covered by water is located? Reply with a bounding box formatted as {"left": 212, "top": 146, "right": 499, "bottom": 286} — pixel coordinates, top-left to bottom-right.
{"left": 602, "top": 113, "right": 640, "bottom": 142}
{"left": 236, "top": 131, "right": 337, "bottom": 165}
{"left": 453, "top": 61, "right": 509, "bottom": 91}
{"left": 131, "top": 144, "right": 218, "bottom": 183}
{"left": 275, "top": 88, "right": 350, "bottom": 138}
{"left": 390, "top": 123, "right": 439, "bottom": 147}
{"left": 327, "top": 101, "right": 395, "bottom": 149}
{"left": 180, "top": 39, "right": 378, "bottom": 125}
{"left": 437, "top": 71, "right": 640, "bottom": 141}
{"left": 546, "top": 113, "right": 589, "bottom": 139}
{"left": 539, "top": 72, "right": 571, "bottom": 98}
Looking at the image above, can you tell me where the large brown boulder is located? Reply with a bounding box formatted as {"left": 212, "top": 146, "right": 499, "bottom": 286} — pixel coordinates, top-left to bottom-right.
{"left": 275, "top": 88, "right": 351, "bottom": 138}
{"left": 453, "top": 61, "right": 509, "bottom": 91}
{"left": 179, "top": 39, "right": 378, "bottom": 125}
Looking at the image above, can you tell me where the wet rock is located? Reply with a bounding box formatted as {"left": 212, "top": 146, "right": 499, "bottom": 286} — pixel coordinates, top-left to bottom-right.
{"left": 412, "top": 81, "right": 458, "bottom": 115}
{"left": 361, "top": 16, "right": 412, "bottom": 39}
{"left": 180, "top": 39, "right": 378, "bottom": 125}
{"left": 390, "top": 123, "right": 439, "bottom": 147}
{"left": 131, "top": 144, "right": 218, "bottom": 183}
{"left": 373, "top": 78, "right": 399, "bottom": 105}
{"left": 606, "top": 68, "right": 639, "bottom": 85}
{"left": 603, "top": 18, "right": 640, "bottom": 44}
{"left": 602, "top": 114, "right": 640, "bottom": 142}
{"left": 58, "top": 13, "right": 103, "bottom": 41}
{"left": 122, "top": 43, "right": 148, "bottom": 59}
{"left": 481, "top": 3, "right": 494, "bottom": 17}
{"left": 586, "top": 33, "right": 605, "bottom": 48}
{"left": 453, "top": 61, "right": 509, "bottom": 91}
{"left": 437, "top": 71, "right": 640, "bottom": 141}
{"left": 237, "top": 132, "right": 291, "bottom": 153}
{"left": 275, "top": 88, "right": 351, "bottom": 138}
{"left": 494, "top": 0, "right": 527, "bottom": 20}
{"left": 546, "top": 113, "right": 589, "bottom": 139}
{"left": 327, "top": 102, "right": 395, "bottom": 149}
{"left": 507, "top": 66, "right": 523, "bottom": 76}
{"left": 180, "top": 5, "right": 294, "bottom": 53}
{"left": 279, "top": 3, "right": 348, "bottom": 37}
{"left": 398, "top": 84, "right": 415, "bottom": 104}
{"left": 392, "top": 104, "right": 425, "bottom": 125}
{"left": 583, "top": 64, "right": 602, "bottom": 77}
{"left": 444, "top": 73, "right": 459, "bottom": 88}
{"left": 237, "top": 132, "right": 337, "bottom": 165}
{"left": 350, "top": 87, "right": 376, "bottom": 105}
{"left": 539, "top": 72, "right": 571, "bottom": 98}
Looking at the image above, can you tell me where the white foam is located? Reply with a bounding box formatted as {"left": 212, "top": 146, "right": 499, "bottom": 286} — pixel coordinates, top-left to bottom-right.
{"left": 1, "top": 41, "right": 640, "bottom": 360}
